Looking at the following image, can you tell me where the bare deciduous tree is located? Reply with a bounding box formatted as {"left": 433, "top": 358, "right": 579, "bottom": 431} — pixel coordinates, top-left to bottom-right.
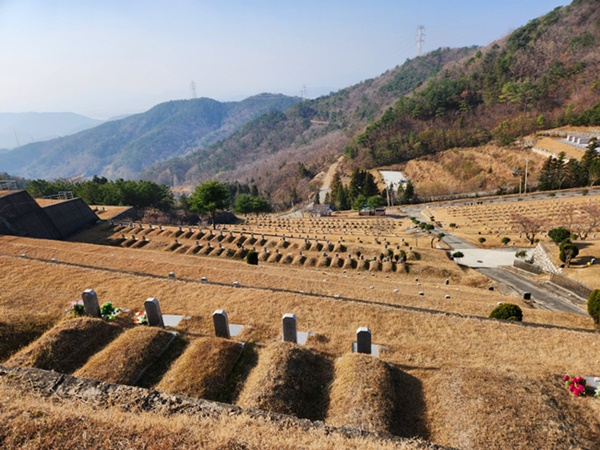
{"left": 578, "top": 203, "right": 600, "bottom": 240}
{"left": 511, "top": 213, "right": 543, "bottom": 245}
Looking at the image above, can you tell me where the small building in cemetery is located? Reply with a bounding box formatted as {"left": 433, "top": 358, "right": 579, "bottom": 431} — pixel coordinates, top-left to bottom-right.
{"left": 311, "top": 204, "right": 333, "bottom": 217}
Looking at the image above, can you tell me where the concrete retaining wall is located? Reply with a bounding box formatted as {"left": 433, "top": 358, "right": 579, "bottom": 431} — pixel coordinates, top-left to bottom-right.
{"left": 0, "top": 190, "right": 97, "bottom": 240}
{"left": 0, "top": 190, "right": 61, "bottom": 239}
{"left": 550, "top": 274, "right": 594, "bottom": 299}
{"left": 43, "top": 198, "right": 98, "bottom": 238}
{"left": 513, "top": 259, "right": 545, "bottom": 275}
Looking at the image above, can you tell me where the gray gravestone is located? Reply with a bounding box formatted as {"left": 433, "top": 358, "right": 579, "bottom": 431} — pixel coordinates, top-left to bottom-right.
{"left": 356, "top": 327, "right": 372, "bottom": 354}
{"left": 144, "top": 298, "right": 165, "bottom": 327}
{"left": 282, "top": 313, "right": 297, "bottom": 343}
{"left": 212, "top": 310, "right": 231, "bottom": 339}
{"left": 81, "top": 289, "right": 101, "bottom": 318}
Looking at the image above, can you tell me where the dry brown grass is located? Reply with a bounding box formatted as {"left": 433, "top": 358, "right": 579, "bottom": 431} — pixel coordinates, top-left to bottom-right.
{"left": 5, "top": 317, "right": 122, "bottom": 374}
{"left": 424, "top": 367, "right": 600, "bottom": 449}
{"left": 430, "top": 193, "right": 600, "bottom": 249}
{"left": 327, "top": 353, "right": 395, "bottom": 434}
{"left": 237, "top": 342, "right": 333, "bottom": 420}
{"left": 74, "top": 326, "right": 175, "bottom": 385}
{"left": 402, "top": 146, "right": 546, "bottom": 198}
{"left": 534, "top": 137, "right": 586, "bottom": 160}
{"left": 0, "top": 314, "right": 56, "bottom": 363}
{"left": 0, "top": 380, "right": 431, "bottom": 450}
{"left": 157, "top": 336, "right": 243, "bottom": 401}
{"left": 2, "top": 226, "right": 600, "bottom": 448}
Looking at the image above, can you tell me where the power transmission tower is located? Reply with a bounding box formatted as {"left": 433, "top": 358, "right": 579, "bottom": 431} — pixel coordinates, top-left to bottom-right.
{"left": 190, "top": 80, "right": 197, "bottom": 99}
{"left": 300, "top": 84, "right": 308, "bottom": 101}
{"left": 416, "top": 25, "right": 425, "bottom": 57}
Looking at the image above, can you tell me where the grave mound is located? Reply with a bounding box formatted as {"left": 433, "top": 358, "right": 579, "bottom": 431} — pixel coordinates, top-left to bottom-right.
{"left": 74, "top": 326, "right": 175, "bottom": 385}
{"left": 428, "top": 367, "right": 600, "bottom": 449}
{"left": 236, "top": 341, "right": 333, "bottom": 420}
{"left": 4, "top": 317, "right": 122, "bottom": 374}
{"left": 157, "top": 336, "right": 243, "bottom": 401}
{"left": 327, "top": 353, "right": 395, "bottom": 434}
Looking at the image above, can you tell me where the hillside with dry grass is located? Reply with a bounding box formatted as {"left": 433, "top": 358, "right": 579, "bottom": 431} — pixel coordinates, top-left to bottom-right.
{"left": 400, "top": 145, "right": 547, "bottom": 198}
{"left": 1, "top": 205, "right": 599, "bottom": 449}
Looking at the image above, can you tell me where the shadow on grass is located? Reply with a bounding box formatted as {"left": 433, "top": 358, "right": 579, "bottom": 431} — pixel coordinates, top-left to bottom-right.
{"left": 221, "top": 340, "right": 260, "bottom": 404}
{"left": 137, "top": 334, "right": 189, "bottom": 389}
{"left": 389, "top": 365, "right": 430, "bottom": 440}
{"left": 0, "top": 315, "right": 56, "bottom": 363}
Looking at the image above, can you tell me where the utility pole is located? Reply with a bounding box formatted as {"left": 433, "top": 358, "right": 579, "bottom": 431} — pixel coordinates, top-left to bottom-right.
{"left": 416, "top": 25, "right": 425, "bottom": 57}
{"left": 190, "top": 80, "right": 197, "bottom": 99}
{"left": 524, "top": 156, "right": 529, "bottom": 194}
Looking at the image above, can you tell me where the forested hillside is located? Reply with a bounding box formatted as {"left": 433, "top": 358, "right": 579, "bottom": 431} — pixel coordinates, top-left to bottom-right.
{"left": 2, "top": 94, "right": 300, "bottom": 180}
{"left": 346, "top": 0, "right": 600, "bottom": 168}
{"left": 143, "top": 47, "right": 476, "bottom": 202}
{"left": 146, "top": 0, "right": 600, "bottom": 207}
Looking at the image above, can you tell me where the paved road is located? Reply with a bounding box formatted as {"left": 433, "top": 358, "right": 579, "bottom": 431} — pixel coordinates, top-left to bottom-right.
{"left": 431, "top": 225, "right": 587, "bottom": 315}
{"left": 478, "top": 267, "right": 587, "bottom": 316}
{"left": 399, "top": 189, "right": 598, "bottom": 316}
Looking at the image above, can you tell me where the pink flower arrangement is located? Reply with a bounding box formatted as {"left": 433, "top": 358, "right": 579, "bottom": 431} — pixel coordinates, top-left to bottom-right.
{"left": 564, "top": 374, "right": 587, "bottom": 397}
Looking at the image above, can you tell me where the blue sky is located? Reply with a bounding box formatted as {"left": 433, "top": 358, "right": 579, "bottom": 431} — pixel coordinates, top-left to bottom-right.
{"left": 0, "top": 0, "right": 566, "bottom": 118}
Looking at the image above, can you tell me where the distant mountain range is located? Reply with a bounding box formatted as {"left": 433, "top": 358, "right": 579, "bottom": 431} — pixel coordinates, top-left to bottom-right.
{"left": 144, "top": 0, "right": 600, "bottom": 205}
{"left": 0, "top": 112, "right": 104, "bottom": 151}
{"left": 1, "top": 94, "right": 300, "bottom": 180}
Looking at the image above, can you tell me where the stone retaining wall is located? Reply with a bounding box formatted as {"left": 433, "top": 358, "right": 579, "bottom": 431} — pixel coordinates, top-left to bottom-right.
{"left": 531, "top": 242, "right": 560, "bottom": 275}
{"left": 0, "top": 365, "right": 449, "bottom": 449}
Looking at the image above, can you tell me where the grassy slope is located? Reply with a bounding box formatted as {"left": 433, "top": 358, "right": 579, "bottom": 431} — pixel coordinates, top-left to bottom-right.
{"left": 1, "top": 215, "right": 599, "bottom": 448}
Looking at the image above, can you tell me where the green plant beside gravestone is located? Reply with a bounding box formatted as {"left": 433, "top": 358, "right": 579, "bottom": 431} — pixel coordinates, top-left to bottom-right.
{"left": 588, "top": 289, "right": 600, "bottom": 326}
{"left": 489, "top": 303, "right": 523, "bottom": 321}
{"left": 100, "top": 302, "right": 121, "bottom": 321}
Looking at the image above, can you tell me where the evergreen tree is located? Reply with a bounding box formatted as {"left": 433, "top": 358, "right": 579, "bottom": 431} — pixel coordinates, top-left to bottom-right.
{"left": 401, "top": 181, "right": 415, "bottom": 204}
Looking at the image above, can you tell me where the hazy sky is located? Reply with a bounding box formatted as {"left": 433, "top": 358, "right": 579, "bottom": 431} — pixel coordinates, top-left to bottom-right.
{"left": 0, "top": 0, "right": 566, "bottom": 119}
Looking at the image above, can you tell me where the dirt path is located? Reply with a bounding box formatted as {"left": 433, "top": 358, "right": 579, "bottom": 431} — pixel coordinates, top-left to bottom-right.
{"left": 318, "top": 155, "right": 344, "bottom": 203}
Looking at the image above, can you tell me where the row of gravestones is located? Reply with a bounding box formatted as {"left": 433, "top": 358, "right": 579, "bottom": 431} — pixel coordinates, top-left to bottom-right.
{"left": 80, "top": 289, "right": 376, "bottom": 355}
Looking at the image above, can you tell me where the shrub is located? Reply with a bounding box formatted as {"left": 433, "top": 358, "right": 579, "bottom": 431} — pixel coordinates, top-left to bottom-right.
{"left": 489, "top": 303, "right": 523, "bottom": 321}
{"left": 588, "top": 289, "right": 600, "bottom": 325}
{"left": 559, "top": 243, "right": 579, "bottom": 263}
{"left": 478, "top": 237, "right": 486, "bottom": 244}
{"left": 548, "top": 227, "right": 571, "bottom": 243}
{"left": 246, "top": 250, "right": 258, "bottom": 265}
{"left": 501, "top": 237, "right": 511, "bottom": 246}
{"left": 451, "top": 251, "right": 464, "bottom": 260}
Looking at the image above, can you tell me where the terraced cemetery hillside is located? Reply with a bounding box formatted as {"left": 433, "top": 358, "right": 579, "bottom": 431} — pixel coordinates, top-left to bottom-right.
{"left": 1, "top": 208, "right": 600, "bottom": 449}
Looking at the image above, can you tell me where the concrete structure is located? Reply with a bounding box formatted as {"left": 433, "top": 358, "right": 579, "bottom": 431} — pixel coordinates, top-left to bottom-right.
{"left": 0, "top": 190, "right": 97, "bottom": 239}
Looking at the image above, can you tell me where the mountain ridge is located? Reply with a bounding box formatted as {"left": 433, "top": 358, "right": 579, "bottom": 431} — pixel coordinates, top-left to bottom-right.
{"left": 2, "top": 94, "right": 300, "bottom": 180}
{"left": 0, "top": 112, "right": 103, "bottom": 151}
